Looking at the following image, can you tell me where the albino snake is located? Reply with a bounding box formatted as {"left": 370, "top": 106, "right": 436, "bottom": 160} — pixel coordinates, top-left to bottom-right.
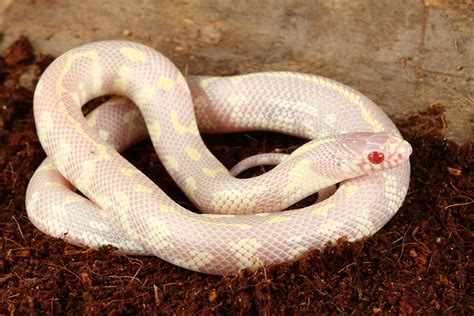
{"left": 26, "top": 41, "right": 411, "bottom": 275}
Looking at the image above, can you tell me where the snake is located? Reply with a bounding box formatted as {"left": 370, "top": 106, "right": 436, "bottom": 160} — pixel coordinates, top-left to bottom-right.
{"left": 25, "top": 40, "right": 412, "bottom": 275}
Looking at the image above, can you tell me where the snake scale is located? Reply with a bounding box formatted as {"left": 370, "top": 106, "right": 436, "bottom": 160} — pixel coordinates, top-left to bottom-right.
{"left": 26, "top": 41, "right": 411, "bottom": 275}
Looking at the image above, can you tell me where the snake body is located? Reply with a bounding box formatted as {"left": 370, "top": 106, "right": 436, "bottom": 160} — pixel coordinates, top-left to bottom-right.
{"left": 26, "top": 41, "right": 411, "bottom": 275}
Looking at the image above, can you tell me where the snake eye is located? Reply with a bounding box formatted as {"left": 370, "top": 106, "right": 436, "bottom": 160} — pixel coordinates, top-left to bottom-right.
{"left": 368, "top": 151, "right": 384, "bottom": 164}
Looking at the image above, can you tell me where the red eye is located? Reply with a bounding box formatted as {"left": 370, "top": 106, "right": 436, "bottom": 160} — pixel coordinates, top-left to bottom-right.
{"left": 368, "top": 151, "right": 384, "bottom": 164}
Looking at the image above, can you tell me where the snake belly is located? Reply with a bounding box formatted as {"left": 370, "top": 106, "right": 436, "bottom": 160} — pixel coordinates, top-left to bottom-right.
{"left": 26, "top": 41, "right": 411, "bottom": 275}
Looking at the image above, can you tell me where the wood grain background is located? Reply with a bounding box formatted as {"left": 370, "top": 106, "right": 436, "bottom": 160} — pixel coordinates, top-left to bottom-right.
{"left": 1, "top": 0, "right": 472, "bottom": 143}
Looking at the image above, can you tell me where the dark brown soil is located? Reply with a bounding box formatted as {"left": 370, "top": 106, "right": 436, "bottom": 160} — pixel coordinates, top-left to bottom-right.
{"left": 1, "top": 37, "right": 472, "bottom": 315}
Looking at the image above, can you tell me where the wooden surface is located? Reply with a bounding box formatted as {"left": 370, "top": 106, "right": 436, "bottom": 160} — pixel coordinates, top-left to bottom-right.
{"left": 1, "top": 0, "right": 472, "bottom": 143}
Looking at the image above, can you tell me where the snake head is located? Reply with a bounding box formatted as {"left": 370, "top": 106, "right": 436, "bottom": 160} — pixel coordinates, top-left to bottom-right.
{"left": 339, "top": 132, "right": 412, "bottom": 174}
{"left": 295, "top": 132, "right": 411, "bottom": 181}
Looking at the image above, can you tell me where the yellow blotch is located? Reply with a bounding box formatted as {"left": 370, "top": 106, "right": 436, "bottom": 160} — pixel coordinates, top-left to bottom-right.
{"left": 148, "top": 121, "right": 161, "bottom": 140}
{"left": 46, "top": 181, "right": 61, "bottom": 188}
{"left": 134, "top": 184, "right": 153, "bottom": 193}
{"left": 123, "top": 110, "right": 139, "bottom": 124}
{"left": 194, "top": 96, "right": 215, "bottom": 129}
{"left": 228, "top": 93, "right": 247, "bottom": 107}
{"left": 157, "top": 76, "right": 174, "bottom": 91}
{"left": 355, "top": 212, "right": 377, "bottom": 238}
{"left": 77, "top": 159, "right": 96, "bottom": 189}
{"left": 282, "top": 159, "right": 317, "bottom": 196}
{"left": 267, "top": 216, "right": 291, "bottom": 223}
{"left": 120, "top": 168, "right": 137, "bottom": 176}
{"left": 98, "top": 129, "right": 109, "bottom": 141}
{"left": 163, "top": 155, "right": 179, "bottom": 171}
{"left": 175, "top": 252, "right": 215, "bottom": 271}
{"left": 171, "top": 110, "right": 199, "bottom": 135}
{"left": 229, "top": 238, "right": 263, "bottom": 269}
{"left": 120, "top": 47, "right": 146, "bottom": 62}
{"left": 202, "top": 168, "right": 223, "bottom": 177}
{"left": 345, "top": 185, "right": 359, "bottom": 198}
{"left": 96, "top": 144, "right": 110, "bottom": 161}
{"left": 114, "top": 66, "right": 133, "bottom": 91}
{"left": 136, "top": 85, "right": 155, "bottom": 103}
{"left": 147, "top": 216, "right": 174, "bottom": 250}
{"left": 114, "top": 191, "right": 130, "bottom": 209}
{"left": 160, "top": 204, "right": 175, "bottom": 214}
{"left": 317, "top": 219, "right": 341, "bottom": 236}
{"left": 229, "top": 76, "right": 245, "bottom": 85}
{"left": 387, "top": 138, "right": 402, "bottom": 153}
{"left": 185, "top": 147, "right": 201, "bottom": 161}
{"left": 212, "top": 186, "right": 266, "bottom": 214}
{"left": 323, "top": 113, "right": 337, "bottom": 127}
{"left": 119, "top": 65, "right": 133, "bottom": 78}
{"left": 198, "top": 77, "right": 219, "bottom": 87}
{"left": 84, "top": 159, "right": 96, "bottom": 174}
{"left": 52, "top": 204, "right": 66, "bottom": 215}
{"left": 93, "top": 193, "right": 113, "bottom": 213}
{"left": 58, "top": 100, "right": 67, "bottom": 113}
{"left": 88, "top": 110, "right": 99, "bottom": 127}
{"left": 66, "top": 194, "right": 82, "bottom": 203}
{"left": 185, "top": 177, "right": 197, "bottom": 200}
{"left": 70, "top": 92, "right": 81, "bottom": 106}
{"left": 289, "top": 246, "right": 308, "bottom": 260}
{"left": 287, "top": 235, "right": 308, "bottom": 260}
{"left": 113, "top": 193, "right": 138, "bottom": 242}
{"left": 38, "top": 162, "right": 55, "bottom": 172}
{"left": 313, "top": 203, "right": 335, "bottom": 215}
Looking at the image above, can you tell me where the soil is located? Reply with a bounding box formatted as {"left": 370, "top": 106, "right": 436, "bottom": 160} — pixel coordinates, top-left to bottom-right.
{"left": 0, "top": 37, "right": 472, "bottom": 315}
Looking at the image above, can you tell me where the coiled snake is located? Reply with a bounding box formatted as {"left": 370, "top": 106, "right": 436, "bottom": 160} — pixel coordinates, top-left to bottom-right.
{"left": 26, "top": 41, "right": 411, "bottom": 275}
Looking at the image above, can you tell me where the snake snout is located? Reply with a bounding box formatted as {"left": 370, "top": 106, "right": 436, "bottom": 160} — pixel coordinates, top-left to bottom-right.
{"left": 391, "top": 139, "right": 412, "bottom": 164}
{"left": 358, "top": 134, "right": 412, "bottom": 172}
